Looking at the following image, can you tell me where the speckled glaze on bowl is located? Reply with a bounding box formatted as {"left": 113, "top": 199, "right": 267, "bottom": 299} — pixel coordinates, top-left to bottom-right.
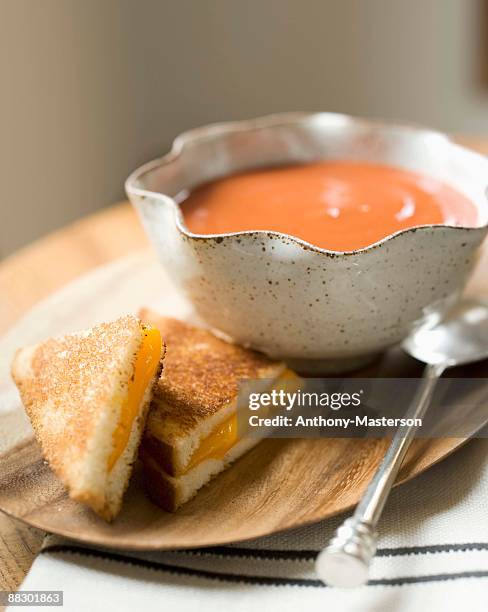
{"left": 126, "top": 113, "right": 488, "bottom": 372}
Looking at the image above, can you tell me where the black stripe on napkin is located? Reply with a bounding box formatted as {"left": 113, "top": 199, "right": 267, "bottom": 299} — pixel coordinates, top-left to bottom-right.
{"left": 196, "top": 542, "right": 488, "bottom": 562}
{"left": 40, "top": 545, "right": 488, "bottom": 588}
{"left": 378, "top": 543, "right": 488, "bottom": 557}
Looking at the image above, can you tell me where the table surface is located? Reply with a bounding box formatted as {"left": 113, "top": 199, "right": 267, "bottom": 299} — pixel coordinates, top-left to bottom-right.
{"left": 1, "top": 136, "right": 487, "bottom": 592}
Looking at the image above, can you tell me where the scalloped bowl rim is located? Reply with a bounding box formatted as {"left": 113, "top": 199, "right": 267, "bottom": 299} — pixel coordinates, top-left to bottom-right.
{"left": 125, "top": 112, "right": 488, "bottom": 256}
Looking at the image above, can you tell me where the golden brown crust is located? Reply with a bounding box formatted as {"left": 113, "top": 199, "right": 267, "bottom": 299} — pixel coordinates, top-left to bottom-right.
{"left": 139, "top": 309, "right": 282, "bottom": 437}
{"left": 10, "top": 315, "right": 147, "bottom": 516}
{"left": 138, "top": 311, "right": 285, "bottom": 511}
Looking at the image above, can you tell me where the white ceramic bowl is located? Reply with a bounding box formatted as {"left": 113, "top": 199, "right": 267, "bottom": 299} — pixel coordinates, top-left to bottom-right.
{"left": 126, "top": 113, "right": 488, "bottom": 372}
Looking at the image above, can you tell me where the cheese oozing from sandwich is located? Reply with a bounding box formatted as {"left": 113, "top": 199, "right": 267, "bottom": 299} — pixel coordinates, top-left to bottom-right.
{"left": 184, "top": 414, "right": 238, "bottom": 473}
{"left": 107, "top": 326, "right": 162, "bottom": 471}
{"left": 182, "top": 368, "right": 298, "bottom": 474}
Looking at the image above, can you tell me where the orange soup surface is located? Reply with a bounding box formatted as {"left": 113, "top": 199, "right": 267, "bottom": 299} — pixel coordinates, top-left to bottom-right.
{"left": 181, "top": 162, "right": 478, "bottom": 251}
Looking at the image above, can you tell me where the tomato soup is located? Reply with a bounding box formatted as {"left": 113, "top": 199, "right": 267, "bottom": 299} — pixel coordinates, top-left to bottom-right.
{"left": 180, "top": 162, "right": 478, "bottom": 251}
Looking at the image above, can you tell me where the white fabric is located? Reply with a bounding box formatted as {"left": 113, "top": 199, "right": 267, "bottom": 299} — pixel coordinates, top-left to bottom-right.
{"left": 13, "top": 438, "right": 488, "bottom": 612}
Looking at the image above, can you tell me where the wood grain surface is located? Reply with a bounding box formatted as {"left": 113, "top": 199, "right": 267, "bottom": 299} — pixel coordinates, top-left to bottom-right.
{"left": 0, "top": 433, "right": 473, "bottom": 551}
{"left": 0, "top": 136, "right": 487, "bottom": 592}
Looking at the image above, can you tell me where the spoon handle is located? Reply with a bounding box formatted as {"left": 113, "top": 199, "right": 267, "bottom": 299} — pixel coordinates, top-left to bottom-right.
{"left": 315, "top": 361, "right": 446, "bottom": 588}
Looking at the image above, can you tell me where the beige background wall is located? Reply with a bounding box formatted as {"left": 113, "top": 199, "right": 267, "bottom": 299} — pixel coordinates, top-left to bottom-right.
{"left": 1, "top": 0, "right": 487, "bottom": 257}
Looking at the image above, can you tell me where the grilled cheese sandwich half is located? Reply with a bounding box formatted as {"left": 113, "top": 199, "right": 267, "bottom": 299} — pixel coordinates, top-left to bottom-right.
{"left": 139, "top": 310, "right": 298, "bottom": 511}
{"left": 11, "top": 315, "right": 164, "bottom": 521}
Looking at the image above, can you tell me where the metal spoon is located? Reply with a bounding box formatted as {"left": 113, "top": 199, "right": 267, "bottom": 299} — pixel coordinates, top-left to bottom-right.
{"left": 315, "top": 298, "right": 488, "bottom": 588}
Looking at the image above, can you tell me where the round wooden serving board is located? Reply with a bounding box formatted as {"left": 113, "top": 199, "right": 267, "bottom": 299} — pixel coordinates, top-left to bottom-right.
{"left": 0, "top": 248, "right": 487, "bottom": 550}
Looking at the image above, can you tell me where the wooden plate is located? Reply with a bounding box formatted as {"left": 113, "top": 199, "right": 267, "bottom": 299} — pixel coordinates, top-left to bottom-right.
{"left": 0, "top": 249, "right": 486, "bottom": 550}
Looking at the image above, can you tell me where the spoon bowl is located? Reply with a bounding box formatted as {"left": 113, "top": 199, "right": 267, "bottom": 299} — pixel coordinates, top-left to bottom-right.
{"left": 403, "top": 299, "right": 488, "bottom": 367}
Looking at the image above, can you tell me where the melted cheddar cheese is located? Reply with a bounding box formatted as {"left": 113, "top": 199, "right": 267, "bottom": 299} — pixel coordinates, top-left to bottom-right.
{"left": 185, "top": 414, "right": 238, "bottom": 473}
{"left": 183, "top": 368, "right": 299, "bottom": 474}
{"left": 108, "top": 326, "right": 161, "bottom": 471}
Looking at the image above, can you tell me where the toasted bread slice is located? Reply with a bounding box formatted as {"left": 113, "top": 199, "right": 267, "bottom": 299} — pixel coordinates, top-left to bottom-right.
{"left": 141, "top": 437, "right": 260, "bottom": 511}
{"left": 138, "top": 309, "right": 291, "bottom": 511}
{"left": 11, "top": 315, "right": 164, "bottom": 521}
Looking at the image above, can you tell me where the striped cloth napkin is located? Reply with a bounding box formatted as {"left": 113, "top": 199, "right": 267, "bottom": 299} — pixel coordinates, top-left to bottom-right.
{"left": 12, "top": 438, "right": 488, "bottom": 612}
